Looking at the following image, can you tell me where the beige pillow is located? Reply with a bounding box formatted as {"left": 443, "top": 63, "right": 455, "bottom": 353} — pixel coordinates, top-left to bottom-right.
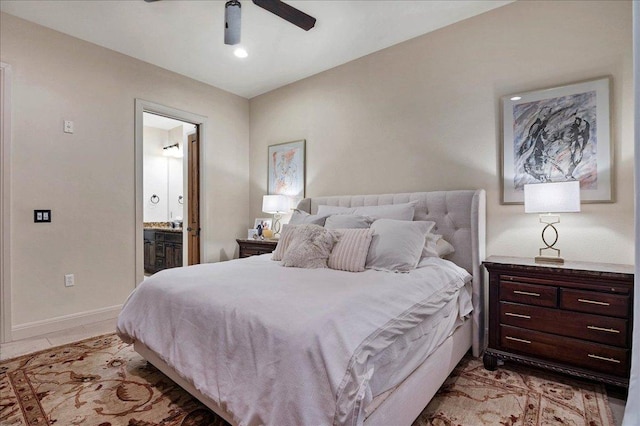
{"left": 281, "top": 225, "right": 337, "bottom": 268}
{"left": 328, "top": 228, "right": 375, "bottom": 272}
{"left": 271, "top": 224, "right": 297, "bottom": 261}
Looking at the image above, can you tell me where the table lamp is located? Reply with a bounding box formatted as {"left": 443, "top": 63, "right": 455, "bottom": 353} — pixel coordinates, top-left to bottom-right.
{"left": 262, "top": 194, "right": 289, "bottom": 237}
{"left": 524, "top": 181, "right": 580, "bottom": 264}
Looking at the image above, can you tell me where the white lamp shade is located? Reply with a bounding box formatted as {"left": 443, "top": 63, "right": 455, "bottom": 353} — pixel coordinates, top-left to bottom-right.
{"left": 524, "top": 181, "right": 581, "bottom": 213}
{"left": 262, "top": 194, "right": 289, "bottom": 214}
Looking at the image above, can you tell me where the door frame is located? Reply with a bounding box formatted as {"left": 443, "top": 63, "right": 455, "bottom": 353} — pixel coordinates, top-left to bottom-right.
{"left": 1, "top": 62, "right": 12, "bottom": 343}
{"left": 134, "top": 99, "right": 207, "bottom": 286}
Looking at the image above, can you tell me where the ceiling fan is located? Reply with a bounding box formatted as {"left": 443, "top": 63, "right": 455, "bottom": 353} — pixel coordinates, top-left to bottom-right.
{"left": 144, "top": 0, "right": 316, "bottom": 46}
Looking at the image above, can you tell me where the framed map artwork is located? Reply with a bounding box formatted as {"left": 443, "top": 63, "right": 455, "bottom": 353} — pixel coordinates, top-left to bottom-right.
{"left": 268, "top": 140, "right": 305, "bottom": 204}
{"left": 501, "top": 77, "right": 612, "bottom": 203}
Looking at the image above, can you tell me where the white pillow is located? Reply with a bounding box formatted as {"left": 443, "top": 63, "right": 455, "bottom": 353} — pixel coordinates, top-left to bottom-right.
{"left": 366, "top": 220, "right": 435, "bottom": 272}
{"left": 422, "top": 233, "right": 456, "bottom": 258}
{"left": 316, "top": 201, "right": 417, "bottom": 221}
{"left": 324, "top": 214, "right": 373, "bottom": 229}
{"left": 288, "top": 209, "right": 328, "bottom": 226}
{"left": 328, "top": 228, "right": 374, "bottom": 272}
{"left": 281, "top": 225, "right": 337, "bottom": 269}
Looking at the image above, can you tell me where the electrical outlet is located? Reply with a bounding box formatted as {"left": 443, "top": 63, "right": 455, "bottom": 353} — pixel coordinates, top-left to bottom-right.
{"left": 34, "top": 209, "right": 51, "bottom": 223}
{"left": 64, "top": 274, "right": 74, "bottom": 287}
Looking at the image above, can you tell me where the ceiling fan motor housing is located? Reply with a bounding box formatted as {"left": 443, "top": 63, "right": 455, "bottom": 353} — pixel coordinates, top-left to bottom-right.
{"left": 225, "top": 0, "right": 242, "bottom": 45}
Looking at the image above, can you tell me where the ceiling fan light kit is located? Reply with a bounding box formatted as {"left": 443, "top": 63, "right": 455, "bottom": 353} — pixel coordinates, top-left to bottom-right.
{"left": 146, "top": 0, "right": 316, "bottom": 48}
{"left": 225, "top": 0, "right": 242, "bottom": 45}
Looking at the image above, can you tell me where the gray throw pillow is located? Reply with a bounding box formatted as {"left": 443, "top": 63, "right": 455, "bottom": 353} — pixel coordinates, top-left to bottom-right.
{"left": 316, "top": 201, "right": 417, "bottom": 221}
{"left": 288, "top": 209, "right": 328, "bottom": 226}
{"left": 324, "top": 214, "right": 373, "bottom": 229}
{"left": 365, "top": 220, "right": 435, "bottom": 272}
{"left": 281, "top": 224, "right": 337, "bottom": 268}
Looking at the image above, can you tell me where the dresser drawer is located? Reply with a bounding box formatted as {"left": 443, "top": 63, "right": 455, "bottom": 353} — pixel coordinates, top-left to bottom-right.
{"left": 560, "top": 288, "right": 629, "bottom": 318}
{"left": 499, "top": 302, "right": 628, "bottom": 347}
{"left": 499, "top": 280, "right": 557, "bottom": 307}
{"left": 500, "top": 325, "right": 629, "bottom": 377}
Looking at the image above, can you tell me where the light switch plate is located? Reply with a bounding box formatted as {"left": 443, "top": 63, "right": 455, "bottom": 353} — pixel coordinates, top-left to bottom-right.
{"left": 63, "top": 120, "right": 74, "bottom": 134}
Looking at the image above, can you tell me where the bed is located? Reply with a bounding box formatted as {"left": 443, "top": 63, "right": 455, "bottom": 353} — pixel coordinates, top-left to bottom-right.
{"left": 117, "top": 189, "right": 486, "bottom": 426}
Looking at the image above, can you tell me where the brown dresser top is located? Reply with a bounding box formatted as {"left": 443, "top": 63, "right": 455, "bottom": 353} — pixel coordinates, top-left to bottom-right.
{"left": 484, "top": 256, "right": 634, "bottom": 276}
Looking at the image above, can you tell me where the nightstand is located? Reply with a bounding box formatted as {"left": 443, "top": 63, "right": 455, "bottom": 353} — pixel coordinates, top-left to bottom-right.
{"left": 483, "top": 255, "right": 634, "bottom": 387}
{"left": 236, "top": 238, "right": 278, "bottom": 258}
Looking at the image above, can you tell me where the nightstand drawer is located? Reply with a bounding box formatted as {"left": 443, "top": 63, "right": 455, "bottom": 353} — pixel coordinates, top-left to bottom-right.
{"left": 240, "top": 247, "right": 272, "bottom": 257}
{"left": 499, "top": 281, "right": 557, "bottom": 307}
{"left": 499, "top": 302, "right": 628, "bottom": 347}
{"left": 237, "top": 239, "right": 278, "bottom": 258}
{"left": 560, "top": 288, "right": 629, "bottom": 318}
{"left": 500, "top": 325, "right": 629, "bottom": 377}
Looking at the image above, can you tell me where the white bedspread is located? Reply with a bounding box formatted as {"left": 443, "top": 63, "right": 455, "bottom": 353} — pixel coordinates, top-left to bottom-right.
{"left": 117, "top": 255, "right": 471, "bottom": 426}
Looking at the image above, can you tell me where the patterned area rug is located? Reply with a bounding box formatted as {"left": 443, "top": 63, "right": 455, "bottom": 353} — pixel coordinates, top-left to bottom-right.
{"left": 0, "top": 334, "right": 614, "bottom": 426}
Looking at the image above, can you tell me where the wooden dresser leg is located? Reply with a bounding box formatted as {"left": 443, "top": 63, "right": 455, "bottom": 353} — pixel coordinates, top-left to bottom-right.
{"left": 483, "top": 353, "right": 498, "bottom": 371}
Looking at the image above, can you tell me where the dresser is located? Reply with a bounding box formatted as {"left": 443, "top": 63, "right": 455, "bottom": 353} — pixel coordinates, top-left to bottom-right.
{"left": 483, "top": 256, "right": 633, "bottom": 387}
{"left": 236, "top": 238, "right": 278, "bottom": 258}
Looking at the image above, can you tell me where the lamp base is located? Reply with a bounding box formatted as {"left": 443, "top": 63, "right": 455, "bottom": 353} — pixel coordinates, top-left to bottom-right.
{"left": 535, "top": 255, "right": 565, "bottom": 265}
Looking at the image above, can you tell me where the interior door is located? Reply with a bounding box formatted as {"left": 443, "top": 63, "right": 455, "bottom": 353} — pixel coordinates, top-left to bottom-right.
{"left": 187, "top": 131, "right": 200, "bottom": 265}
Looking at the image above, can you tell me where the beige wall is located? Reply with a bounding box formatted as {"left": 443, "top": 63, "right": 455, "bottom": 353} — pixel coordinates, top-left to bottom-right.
{"left": 249, "top": 0, "right": 634, "bottom": 265}
{"left": 1, "top": 13, "right": 250, "bottom": 329}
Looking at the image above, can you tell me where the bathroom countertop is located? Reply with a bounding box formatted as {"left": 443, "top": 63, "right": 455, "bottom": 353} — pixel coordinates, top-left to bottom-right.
{"left": 143, "top": 227, "right": 183, "bottom": 233}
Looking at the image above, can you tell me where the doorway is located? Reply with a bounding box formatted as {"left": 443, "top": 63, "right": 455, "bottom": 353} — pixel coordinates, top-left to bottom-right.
{"left": 134, "top": 100, "right": 207, "bottom": 286}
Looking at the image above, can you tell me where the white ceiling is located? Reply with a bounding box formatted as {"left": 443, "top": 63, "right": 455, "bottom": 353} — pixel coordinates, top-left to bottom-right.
{"left": 1, "top": 0, "right": 513, "bottom": 99}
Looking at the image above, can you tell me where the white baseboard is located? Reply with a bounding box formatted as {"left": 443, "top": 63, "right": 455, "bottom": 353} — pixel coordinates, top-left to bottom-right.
{"left": 10, "top": 304, "right": 122, "bottom": 341}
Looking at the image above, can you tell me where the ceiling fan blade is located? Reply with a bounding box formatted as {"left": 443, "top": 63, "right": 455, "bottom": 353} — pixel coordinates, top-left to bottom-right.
{"left": 252, "top": 0, "right": 316, "bottom": 31}
{"left": 143, "top": 0, "right": 160, "bottom": 2}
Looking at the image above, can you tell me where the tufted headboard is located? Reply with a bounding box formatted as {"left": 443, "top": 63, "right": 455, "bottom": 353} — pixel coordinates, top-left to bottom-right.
{"left": 296, "top": 189, "right": 487, "bottom": 356}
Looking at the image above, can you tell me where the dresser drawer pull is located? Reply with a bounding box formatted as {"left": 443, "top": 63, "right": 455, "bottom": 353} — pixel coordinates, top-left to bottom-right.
{"left": 505, "top": 312, "right": 531, "bottom": 319}
{"left": 588, "top": 354, "right": 621, "bottom": 364}
{"left": 513, "top": 290, "right": 540, "bottom": 297}
{"left": 587, "top": 325, "right": 620, "bottom": 334}
{"left": 505, "top": 336, "right": 531, "bottom": 344}
{"left": 578, "top": 298, "right": 610, "bottom": 306}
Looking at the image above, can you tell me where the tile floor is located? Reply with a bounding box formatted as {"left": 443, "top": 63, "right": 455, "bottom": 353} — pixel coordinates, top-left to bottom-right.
{"left": 0, "top": 319, "right": 628, "bottom": 425}
{"left": 0, "top": 318, "right": 117, "bottom": 361}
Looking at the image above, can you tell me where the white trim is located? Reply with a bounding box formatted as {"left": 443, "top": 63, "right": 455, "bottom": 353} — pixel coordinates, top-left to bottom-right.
{"left": 622, "top": 2, "right": 639, "bottom": 424}
{"left": 11, "top": 304, "right": 122, "bottom": 341}
{"left": 134, "top": 99, "right": 208, "bottom": 286}
{"left": 0, "top": 62, "right": 12, "bottom": 343}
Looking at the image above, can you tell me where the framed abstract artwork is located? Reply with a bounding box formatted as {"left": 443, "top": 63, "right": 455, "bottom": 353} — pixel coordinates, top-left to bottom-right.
{"left": 268, "top": 140, "right": 306, "bottom": 204}
{"left": 501, "top": 77, "right": 612, "bottom": 203}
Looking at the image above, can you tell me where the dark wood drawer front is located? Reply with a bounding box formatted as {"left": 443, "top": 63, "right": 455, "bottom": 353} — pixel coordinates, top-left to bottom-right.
{"left": 560, "top": 289, "right": 629, "bottom": 318}
{"left": 240, "top": 247, "right": 271, "bottom": 258}
{"left": 156, "top": 232, "right": 182, "bottom": 243}
{"left": 500, "top": 325, "right": 629, "bottom": 377}
{"left": 499, "top": 302, "right": 628, "bottom": 347}
{"left": 500, "top": 281, "right": 557, "bottom": 307}
{"left": 237, "top": 239, "right": 278, "bottom": 258}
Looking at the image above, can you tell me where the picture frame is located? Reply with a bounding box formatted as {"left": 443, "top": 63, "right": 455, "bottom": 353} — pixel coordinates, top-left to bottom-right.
{"left": 268, "top": 140, "right": 305, "bottom": 205}
{"left": 501, "top": 77, "right": 612, "bottom": 204}
{"left": 247, "top": 229, "right": 258, "bottom": 239}
{"left": 253, "top": 218, "right": 273, "bottom": 232}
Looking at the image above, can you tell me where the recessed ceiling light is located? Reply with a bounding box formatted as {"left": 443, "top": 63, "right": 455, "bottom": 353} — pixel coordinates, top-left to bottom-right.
{"left": 234, "top": 47, "right": 248, "bottom": 58}
{"left": 510, "top": 96, "right": 522, "bottom": 101}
